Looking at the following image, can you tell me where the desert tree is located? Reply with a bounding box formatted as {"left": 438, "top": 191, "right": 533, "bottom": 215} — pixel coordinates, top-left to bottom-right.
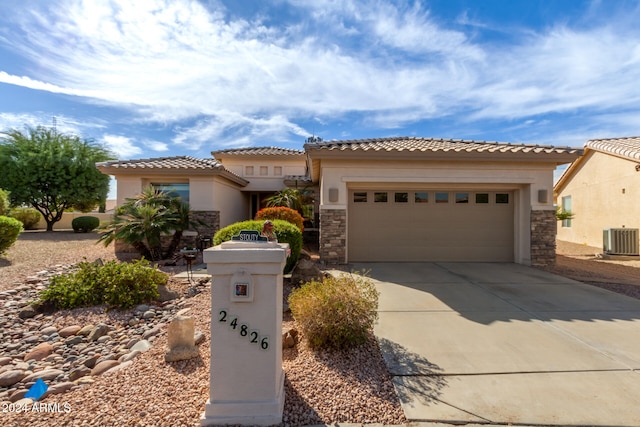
{"left": 0, "top": 126, "right": 115, "bottom": 231}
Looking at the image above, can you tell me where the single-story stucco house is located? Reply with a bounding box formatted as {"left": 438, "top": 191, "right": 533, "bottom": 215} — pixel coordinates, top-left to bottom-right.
{"left": 96, "top": 136, "right": 582, "bottom": 267}
{"left": 554, "top": 136, "right": 640, "bottom": 254}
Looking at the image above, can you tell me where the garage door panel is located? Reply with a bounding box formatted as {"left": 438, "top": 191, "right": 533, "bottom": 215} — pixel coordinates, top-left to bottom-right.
{"left": 348, "top": 190, "right": 514, "bottom": 262}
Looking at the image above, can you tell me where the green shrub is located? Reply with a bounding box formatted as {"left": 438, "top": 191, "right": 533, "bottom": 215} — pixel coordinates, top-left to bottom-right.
{"left": 255, "top": 206, "right": 304, "bottom": 231}
{"left": 288, "top": 272, "right": 379, "bottom": 350}
{"left": 10, "top": 207, "right": 42, "bottom": 229}
{"left": 0, "top": 188, "right": 10, "bottom": 216}
{"left": 0, "top": 216, "right": 23, "bottom": 255}
{"left": 39, "top": 259, "right": 165, "bottom": 309}
{"left": 214, "top": 219, "right": 302, "bottom": 273}
{"left": 72, "top": 216, "right": 100, "bottom": 232}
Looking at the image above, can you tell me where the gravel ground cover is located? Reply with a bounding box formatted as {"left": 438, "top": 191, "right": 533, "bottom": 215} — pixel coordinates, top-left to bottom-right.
{"left": 2, "top": 233, "right": 640, "bottom": 426}
{"left": 0, "top": 231, "right": 405, "bottom": 426}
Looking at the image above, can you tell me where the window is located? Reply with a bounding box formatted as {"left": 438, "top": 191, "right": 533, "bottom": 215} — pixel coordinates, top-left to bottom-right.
{"left": 353, "top": 192, "right": 367, "bottom": 203}
{"left": 455, "top": 193, "right": 469, "bottom": 203}
{"left": 374, "top": 192, "right": 388, "bottom": 203}
{"left": 152, "top": 183, "right": 189, "bottom": 204}
{"left": 394, "top": 192, "right": 408, "bottom": 203}
{"left": 415, "top": 192, "right": 429, "bottom": 203}
{"left": 260, "top": 166, "right": 268, "bottom": 176}
{"left": 496, "top": 193, "right": 509, "bottom": 204}
{"left": 562, "top": 196, "right": 572, "bottom": 228}
{"left": 475, "top": 193, "right": 489, "bottom": 204}
{"left": 435, "top": 192, "right": 449, "bottom": 203}
{"left": 245, "top": 166, "right": 254, "bottom": 176}
{"left": 274, "top": 166, "right": 282, "bottom": 176}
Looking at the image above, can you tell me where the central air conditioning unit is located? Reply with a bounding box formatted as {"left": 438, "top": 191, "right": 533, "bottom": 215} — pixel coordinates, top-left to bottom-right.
{"left": 603, "top": 228, "right": 639, "bottom": 256}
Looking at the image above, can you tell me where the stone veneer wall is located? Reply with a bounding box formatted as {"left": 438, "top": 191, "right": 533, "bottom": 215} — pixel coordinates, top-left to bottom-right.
{"left": 530, "top": 209, "right": 557, "bottom": 268}
{"left": 319, "top": 209, "right": 346, "bottom": 264}
{"left": 114, "top": 210, "right": 220, "bottom": 254}
{"left": 190, "top": 210, "right": 220, "bottom": 239}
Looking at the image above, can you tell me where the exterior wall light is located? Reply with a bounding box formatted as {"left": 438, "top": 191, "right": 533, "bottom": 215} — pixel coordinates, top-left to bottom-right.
{"left": 328, "top": 188, "right": 339, "bottom": 202}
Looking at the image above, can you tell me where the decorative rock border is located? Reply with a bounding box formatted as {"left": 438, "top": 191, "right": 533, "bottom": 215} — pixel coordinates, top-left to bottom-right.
{"left": 0, "top": 265, "right": 207, "bottom": 404}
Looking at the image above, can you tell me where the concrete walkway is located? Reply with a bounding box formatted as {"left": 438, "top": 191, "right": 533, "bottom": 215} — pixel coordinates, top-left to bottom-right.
{"left": 351, "top": 262, "right": 640, "bottom": 427}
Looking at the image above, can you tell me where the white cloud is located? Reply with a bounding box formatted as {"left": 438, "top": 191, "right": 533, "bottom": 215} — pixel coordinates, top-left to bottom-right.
{"left": 173, "top": 112, "right": 308, "bottom": 149}
{"left": 100, "top": 134, "right": 142, "bottom": 159}
{"left": 142, "top": 139, "right": 169, "bottom": 152}
{"left": 0, "top": 0, "right": 638, "bottom": 147}
{"left": 0, "top": 112, "right": 88, "bottom": 137}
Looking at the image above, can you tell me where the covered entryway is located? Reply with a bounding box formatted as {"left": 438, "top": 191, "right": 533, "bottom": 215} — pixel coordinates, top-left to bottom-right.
{"left": 348, "top": 189, "right": 514, "bottom": 262}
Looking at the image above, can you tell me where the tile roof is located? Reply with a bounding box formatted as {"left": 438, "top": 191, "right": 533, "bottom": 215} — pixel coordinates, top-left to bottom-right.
{"left": 96, "top": 156, "right": 225, "bottom": 170}
{"left": 304, "top": 136, "right": 580, "bottom": 154}
{"left": 585, "top": 136, "right": 640, "bottom": 161}
{"left": 212, "top": 147, "right": 305, "bottom": 157}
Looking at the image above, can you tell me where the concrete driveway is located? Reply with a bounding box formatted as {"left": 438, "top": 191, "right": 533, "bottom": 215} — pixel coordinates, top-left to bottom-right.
{"left": 351, "top": 262, "right": 640, "bottom": 426}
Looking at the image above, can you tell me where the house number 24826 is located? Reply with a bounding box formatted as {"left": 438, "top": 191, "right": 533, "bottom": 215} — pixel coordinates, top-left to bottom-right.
{"left": 218, "top": 309, "right": 269, "bottom": 350}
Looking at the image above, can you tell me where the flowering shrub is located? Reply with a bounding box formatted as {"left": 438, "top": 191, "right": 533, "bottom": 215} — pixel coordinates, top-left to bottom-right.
{"left": 255, "top": 206, "right": 304, "bottom": 231}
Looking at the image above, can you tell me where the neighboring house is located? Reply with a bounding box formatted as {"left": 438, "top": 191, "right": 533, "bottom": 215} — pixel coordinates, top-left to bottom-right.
{"left": 97, "top": 137, "right": 581, "bottom": 267}
{"left": 554, "top": 136, "right": 640, "bottom": 251}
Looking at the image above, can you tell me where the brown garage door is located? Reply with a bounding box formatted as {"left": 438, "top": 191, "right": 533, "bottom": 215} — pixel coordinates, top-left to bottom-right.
{"left": 348, "top": 190, "right": 514, "bottom": 262}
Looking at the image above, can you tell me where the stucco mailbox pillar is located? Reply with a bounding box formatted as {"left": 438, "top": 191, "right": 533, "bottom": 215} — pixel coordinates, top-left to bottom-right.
{"left": 200, "top": 238, "right": 288, "bottom": 426}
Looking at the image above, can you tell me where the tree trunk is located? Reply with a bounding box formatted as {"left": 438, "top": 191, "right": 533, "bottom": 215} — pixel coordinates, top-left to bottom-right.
{"left": 164, "top": 231, "right": 183, "bottom": 259}
{"left": 131, "top": 241, "right": 153, "bottom": 260}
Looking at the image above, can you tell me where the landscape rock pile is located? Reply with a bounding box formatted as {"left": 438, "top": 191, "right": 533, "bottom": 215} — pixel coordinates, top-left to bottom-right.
{"left": 1, "top": 263, "right": 406, "bottom": 426}
{"left": 0, "top": 266, "right": 202, "bottom": 405}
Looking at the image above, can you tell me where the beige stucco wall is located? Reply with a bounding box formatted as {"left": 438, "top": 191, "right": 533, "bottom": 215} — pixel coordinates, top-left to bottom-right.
{"left": 316, "top": 159, "right": 559, "bottom": 265}
{"left": 222, "top": 158, "right": 306, "bottom": 192}
{"left": 214, "top": 179, "right": 250, "bottom": 227}
{"left": 556, "top": 151, "right": 640, "bottom": 247}
{"left": 318, "top": 159, "right": 555, "bottom": 207}
{"left": 115, "top": 176, "right": 145, "bottom": 206}
{"left": 35, "top": 212, "right": 114, "bottom": 230}
{"left": 114, "top": 174, "right": 248, "bottom": 228}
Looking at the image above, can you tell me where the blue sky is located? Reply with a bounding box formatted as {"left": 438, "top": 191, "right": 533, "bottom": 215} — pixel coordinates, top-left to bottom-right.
{"left": 1, "top": 0, "right": 639, "bottom": 196}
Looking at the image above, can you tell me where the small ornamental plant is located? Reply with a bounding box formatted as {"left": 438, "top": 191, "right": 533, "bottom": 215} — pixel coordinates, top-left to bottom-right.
{"left": 39, "top": 259, "right": 166, "bottom": 309}
{"left": 9, "top": 207, "right": 41, "bottom": 229}
{"left": 0, "top": 215, "right": 23, "bottom": 255}
{"left": 288, "top": 272, "right": 379, "bottom": 350}
{"left": 255, "top": 206, "right": 304, "bottom": 231}
{"left": 72, "top": 215, "right": 100, "bottom": 233}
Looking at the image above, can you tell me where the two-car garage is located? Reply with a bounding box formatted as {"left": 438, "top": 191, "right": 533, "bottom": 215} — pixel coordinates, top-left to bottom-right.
{"left": 348, "top": 188, "right": 515, "bottom": 262}
{"left": 305, "top": 136, "right": 582, "bottom": 267}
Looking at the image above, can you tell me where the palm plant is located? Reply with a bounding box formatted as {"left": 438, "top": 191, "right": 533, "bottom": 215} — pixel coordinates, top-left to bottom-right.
{"left": 98, "top": 186, "right": 200, "bottom": 260}
{"left": 266, "top": 187, "right": 312, "bottom": 214}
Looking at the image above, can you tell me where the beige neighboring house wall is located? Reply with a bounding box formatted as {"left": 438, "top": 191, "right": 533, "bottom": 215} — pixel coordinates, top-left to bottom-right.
{"left": 555, "top": 137, "right": 640, "bottom": 248}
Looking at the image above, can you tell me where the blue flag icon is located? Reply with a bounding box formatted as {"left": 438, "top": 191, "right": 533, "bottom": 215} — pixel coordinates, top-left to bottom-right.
{"left": 25, "top": 378, "right": 48, "bottom": 400}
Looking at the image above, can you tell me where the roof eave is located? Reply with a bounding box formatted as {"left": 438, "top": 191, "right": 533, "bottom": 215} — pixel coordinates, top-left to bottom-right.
{"left": 304, "top": 147, "right": 582, "bottom": 164}
{"left": 95, "top": 164, "right": 248, "bottom": 186}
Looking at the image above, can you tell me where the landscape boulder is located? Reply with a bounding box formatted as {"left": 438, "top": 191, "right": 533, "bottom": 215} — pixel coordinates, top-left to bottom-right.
{"left": 165, "top": 315, "right": 199, "bottom": 362}
{"left": 23, "top": 342, "right": 54, "bottom": 362}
